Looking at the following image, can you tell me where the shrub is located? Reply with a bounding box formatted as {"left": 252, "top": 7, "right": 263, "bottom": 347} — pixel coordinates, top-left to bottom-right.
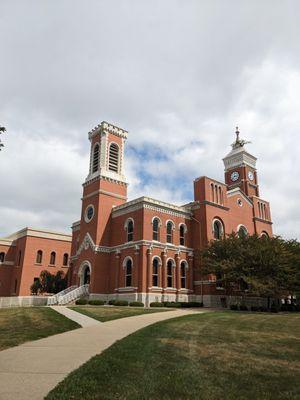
{"left": 230, "top": 304, "right": 238, "bottom": 310}
{"left": 250, "top": 306, "right": 259, "bottom": 312}
{"left": 163, "top": 301, "right": 181, "bottom": 308}
{"left": 180, "top": 301, "right": 204, "bottom": 308}
{"left": 75, "top": 298, "right": 88, "bottom": 305}
{"left": 88, "top": 300, "right": 105, "bottom": 306}
{"left": 259, "top": 306, "right": 268, "bottom": 312}
{"left": 270, "top": 304, "right": 280, "bottom": 313}
{"left": 108, "top": 299, "right": 116, "bottom": 305}
{"left": 239, "top": 305, "right": 248, "bottom": 311}
{"left": 113, "top": 300, "right": 129, "bottom": 306}
{"left": 129, "top": 301, "right": 144, "bottom": 307}
{"left": 150, "top": 302, "right": 164, "bottom": 307}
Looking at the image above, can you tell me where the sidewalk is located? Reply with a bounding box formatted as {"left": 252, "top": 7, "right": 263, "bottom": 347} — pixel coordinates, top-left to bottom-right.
{"left": 0, "top": 309, "right": 205, "bottom": 400}
{"left": 50, "top": 306, "right": 102, "bottom": 327}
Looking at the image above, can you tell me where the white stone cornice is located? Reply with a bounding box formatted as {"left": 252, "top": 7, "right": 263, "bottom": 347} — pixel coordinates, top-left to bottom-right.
{"left": 88, "top": 121, "right": 128, "bottom": 140}
{"left": 112, "top": 196, "right": 192, "bottom": 219}
{"left": 92, "top": 240, "right": 193, "bottom": 254}
{"left": 76, "top": 233, "right": 97, "bottom": 256}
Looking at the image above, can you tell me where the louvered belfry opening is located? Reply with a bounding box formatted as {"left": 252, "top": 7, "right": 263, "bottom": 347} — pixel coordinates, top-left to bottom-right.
{"left": 92, "top": 144, "right": 100, "bottom": 173}
{"left": 109, "top": 143, "right": 119, "bottom": 172}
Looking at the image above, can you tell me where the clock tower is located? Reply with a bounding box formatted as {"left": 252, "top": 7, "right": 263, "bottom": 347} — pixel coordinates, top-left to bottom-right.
{"left": 223, "top": 127, "right": 259, "bottom": 197}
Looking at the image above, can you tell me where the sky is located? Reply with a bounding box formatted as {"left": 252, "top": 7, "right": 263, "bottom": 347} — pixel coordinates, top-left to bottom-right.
{"left": 0, "top": 0, "right": 299, "bottom": 240}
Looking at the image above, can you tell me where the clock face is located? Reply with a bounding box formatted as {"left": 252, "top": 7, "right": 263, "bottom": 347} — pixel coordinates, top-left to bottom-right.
{"left": 230, "top": 171, "right": 239, "bottom": 182}
{"left": 248, "top": 171, "right": 254, "bottom": 181}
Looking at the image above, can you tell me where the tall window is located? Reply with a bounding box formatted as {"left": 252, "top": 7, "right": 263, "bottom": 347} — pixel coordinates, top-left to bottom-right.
{"left": 180, "top": 262, "right": 187, "bottom": 289}
{"left": 0, "top": 252, "right": 5, "bottom": 263}
{"left": 50, "top": 251, "right": 56, "bottom": 265}
{"left": 125, "top": 258, "right": 132, "bottom": 287}
{"left": 92, "top": 144, "right": 100, "bottom": 173}
{"left": 213, "top": 219, "right": 224, "bottom": 240}
{"left": 152, "top": 218, "right": 160, "bottom": 241}
{"left": 167, "top": 260, "right": 173, "bottom": 287}
{"left": 36, "top": 250, "right": 43, "bottom": 264}
{"left": 108, "top": 143, "right": 119, "bottom": 172}
{"left": 238, "top": 226, "right": 248, "bottom": 238}
{"left": 126, "top": 219, "right": 134, "bottom": 242}
{"left": 152, "top": 258, "right": 159, "bottom": 286}
{"left": 179, "top": 224, "right": 185, "bottom": 246}
{"left": 17, "top": 250, "right": 22, "bottom": 266}
{"left": 63, "top": 253, "right": 69, "bottom": 266}
{"left": 166, "top": 221, "right": 173, "bottom": 243}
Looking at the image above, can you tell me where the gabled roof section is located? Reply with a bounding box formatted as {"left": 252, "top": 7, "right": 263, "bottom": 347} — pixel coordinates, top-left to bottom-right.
{"left": 226, "top": 187, "right": 253, "bottom": 207}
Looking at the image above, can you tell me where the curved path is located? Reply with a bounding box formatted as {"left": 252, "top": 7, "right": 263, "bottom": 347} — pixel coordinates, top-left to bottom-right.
{"left": 0, "top": 308, "right": 206, "bottom": 400}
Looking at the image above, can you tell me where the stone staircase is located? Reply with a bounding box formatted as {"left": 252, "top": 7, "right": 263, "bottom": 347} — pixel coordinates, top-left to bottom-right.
{"left": 47, "top": 284, "right": 89, "bottom": 306}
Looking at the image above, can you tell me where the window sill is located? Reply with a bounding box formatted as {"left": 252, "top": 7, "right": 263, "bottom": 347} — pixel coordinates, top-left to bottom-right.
{"left": 117, "top": 287, "right": 138, "bottom": 292}
{"left": 34, "top": 263, "right": 42, "bottom": 266}
{"left": 48, "top": 264, "right": 56, "bottom": 267}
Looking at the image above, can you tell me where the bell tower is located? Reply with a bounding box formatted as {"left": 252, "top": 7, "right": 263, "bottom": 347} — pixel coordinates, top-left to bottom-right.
{"left": 223, "top": 127, "right": 259, "bottom": 197}
{"left": 80, "top": 121, "right": 128, "bottom": 246}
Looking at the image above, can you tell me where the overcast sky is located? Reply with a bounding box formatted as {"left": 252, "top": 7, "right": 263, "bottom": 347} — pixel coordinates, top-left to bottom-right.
{"left": 0, "top": 0, "right": 299, "bottom": 240}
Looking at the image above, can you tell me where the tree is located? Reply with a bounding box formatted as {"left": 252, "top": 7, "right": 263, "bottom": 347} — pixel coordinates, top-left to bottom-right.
{"left": 32, "top": 270, "right": 67, "bottom": 295}
{"left": 196, "top": 234, "right": 300, "bottom": 305}
{"left": 0, "top": 125, "right": 6, "bottom": 151}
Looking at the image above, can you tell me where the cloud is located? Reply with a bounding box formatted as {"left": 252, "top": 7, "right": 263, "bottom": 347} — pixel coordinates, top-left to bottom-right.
{"left": 0, "top": 0, "right": 299, "bottom": 240}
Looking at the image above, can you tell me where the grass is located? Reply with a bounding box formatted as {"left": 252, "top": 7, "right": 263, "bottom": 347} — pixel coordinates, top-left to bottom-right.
{"left": 46, "top": 312, "right": 300, "bottom": 400}
{"left": 69, "top": 305, "right": 172, "bottom": 322}
{"left": 0, "top": 307, "right": 80, "bottom": 350}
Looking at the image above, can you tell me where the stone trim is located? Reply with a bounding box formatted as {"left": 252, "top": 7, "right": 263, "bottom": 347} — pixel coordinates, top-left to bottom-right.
{"left": 253, "top": 217, "right": 273, "bottom": 225}
{"left": 112, "top": 196, "right": 192, "bottom": 219}
{"left": 1, "top": 228, "right": 71, "bottom": 243}
{"left": 226, "top": 188, "right": 253, "bottom": 207}
{"left": 82, "top": 189, "right": 127, "bottom": 202}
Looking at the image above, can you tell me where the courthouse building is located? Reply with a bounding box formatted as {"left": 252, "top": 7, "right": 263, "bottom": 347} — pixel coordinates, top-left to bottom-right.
{"left": 0, "top": 121, "right": 273, "bottom": 306}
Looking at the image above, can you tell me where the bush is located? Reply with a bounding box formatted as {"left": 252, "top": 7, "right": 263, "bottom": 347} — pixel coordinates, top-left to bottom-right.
{"left": 113, "top": 300, "right": 129, "bottom": 306}
{"left": 150, "top": 302, "right": 164, "bottom": 307}
{"left": 230, "top": 304, "right": 238, "bottom": 310}
{"left": 180, "top": 301, "right": 204, "bottom": 308}
{"left": 129, "top": 301, "right": 144, "bottom": 307}
{"left": 88, "top": 300, "right": 105, "bottom": 306}
{"left": 250, "top": 306, "right": 260, "bottom": 312}
{"left": 259, "top": 306, "right": 268, "bottom": 312}
{"left": 163, "top": 301, "right": 182, "bottom": 308}
{"left": 108, "top": 299, "right": 116, "bottom": 305}
{"left": 239, "top": 305, "right": 248, "bottom": 311}
{"left": 75, "top": 298, "right": 88, "bottom": 305}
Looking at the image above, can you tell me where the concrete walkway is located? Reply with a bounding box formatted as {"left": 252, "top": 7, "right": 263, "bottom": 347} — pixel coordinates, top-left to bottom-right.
{"left": 0, "top": 309, "right": 206, "bottom": 400}
{"left": 50, "top": 306, "right": 102, "bottom": 327}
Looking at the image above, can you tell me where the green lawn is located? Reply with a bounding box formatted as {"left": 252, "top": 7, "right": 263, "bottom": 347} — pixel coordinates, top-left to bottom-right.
{"left": 69, "top": 305, "right": 172, "bottom": 322}
{"left": 46, "top": 312, "right": 300, "bottom": 400}
{"left": 0, "top": 307, "right": 80, "bottom": 350}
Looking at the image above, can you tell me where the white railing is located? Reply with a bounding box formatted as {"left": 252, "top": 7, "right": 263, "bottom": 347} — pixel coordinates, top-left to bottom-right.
{"left": 47, "top": 285, "right": 78, "bottom": 306}
{"left": 57, "top": 284, "right": 90, "bottom": 305}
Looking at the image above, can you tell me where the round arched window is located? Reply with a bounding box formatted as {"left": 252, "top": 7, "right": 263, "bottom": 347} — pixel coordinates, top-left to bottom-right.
{"left": 238, "top": 226, "right": 248, "bottom": 238}
{"left": 213, "top": 219, "right": 224, "bottom": 240}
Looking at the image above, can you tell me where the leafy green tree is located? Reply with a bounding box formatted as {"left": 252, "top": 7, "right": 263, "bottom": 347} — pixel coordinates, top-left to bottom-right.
{"left": 39, "top": 270, "right": 55, "bottom": 293}
{"left": 53, "top": 270, "right": 67, "bottom": 293}
{"left": 0, "top": 125, "right": 6, "bottom": 151}
{"left": 196, "top": 234, "right": 300, "bottom": 304}
{"left": 30, "top": 279, "right": 42, "bottom": 295}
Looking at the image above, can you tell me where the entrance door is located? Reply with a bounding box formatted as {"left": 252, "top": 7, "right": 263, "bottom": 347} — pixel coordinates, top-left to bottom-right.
{"left": 83, "top": 266, "right": 90, "bottom": 285}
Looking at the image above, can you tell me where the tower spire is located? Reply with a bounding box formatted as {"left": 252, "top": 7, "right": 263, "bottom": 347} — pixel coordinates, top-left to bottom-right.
{"left": 231, "top": 126, "right": 250, "bottom": 149}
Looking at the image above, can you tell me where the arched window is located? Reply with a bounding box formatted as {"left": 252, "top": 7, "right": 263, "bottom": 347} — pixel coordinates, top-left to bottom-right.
{"left": 0, "top": 252, "right": 5, "bottom": 263}
{"left": 108, "top": 143, "right": 119, "bottom": 172}
{"left": 63, "top": 253, "right": 69, "bottom": 266}
{"left": 152, "top": 217, "right": 160, "bottom": 241}
{"left": 166, "top": 221, "right": 174, "bottom": 243}
{"left": 36, "top": 250, "right": 43, "bottom": 264}
{"left": 50, "top": 251, "right": 56, "bottom": 265}
{"left": 211, "top": 183, "right": 214, "bottom": 202}
{"left": 92, "top": 144, "right": 100, "bottom": 173}
{"left": 17, "top": 250, "right": 22, "bottom": 266}
{"left": 180, "top": 261, "right": 187, "bottom": 289}
{"left": 125, "top": 219, "right": 134, "bottom": 242}
{"left": 179, "top": 224, "right": 186, "bottom": 246}
{"left": 213, "top": 219, "right": 224, "bottom": 240}
{"left": 261, "top": 231, "right": 269, "bottom": 238}
{"left": 238, "top": 225, "right": 248, "bottom": 238}
{"left": 152, "top": 258, "right": 159, "bottom": 287}
{"left": 125, "top": 258, "right": 132, "bottom": 287}
{"left": 167, "top": 259, "right": 174, "bottom": 287}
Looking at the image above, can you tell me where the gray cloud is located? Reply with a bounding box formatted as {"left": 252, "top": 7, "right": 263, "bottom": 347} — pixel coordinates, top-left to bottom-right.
{"left": 0, "top": 0, "right": 299, "bottom": 239}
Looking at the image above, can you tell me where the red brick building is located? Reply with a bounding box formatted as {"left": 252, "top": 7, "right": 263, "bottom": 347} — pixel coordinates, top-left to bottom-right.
{"left": 0, "top": 228, "right": 71, "bottom": 297}
{"left": 68, "top": 122, "right": 273, "bottom": 306}
{"left": 0, "top": 122, "right": 273, "bottom": 305}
